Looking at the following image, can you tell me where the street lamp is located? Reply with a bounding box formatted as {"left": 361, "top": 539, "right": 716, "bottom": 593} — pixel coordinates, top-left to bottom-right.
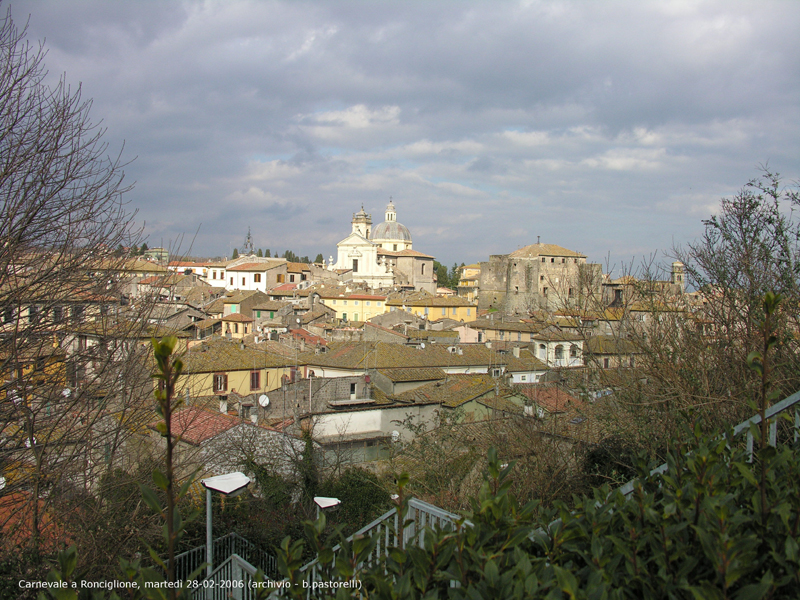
{"left": 201, "top": 472, "right": 251, "bottom": 578}
{"left": 313, "top": 496, "right": 341, "bottom": 519}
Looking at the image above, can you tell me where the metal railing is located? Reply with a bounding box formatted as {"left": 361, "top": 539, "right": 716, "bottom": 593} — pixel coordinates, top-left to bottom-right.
{"left": 176, "top": 532, "right": 278, "bottom": 582}
{"left": 616, "top": 388, "right": 800, "bottom": 498}
{"left": 191, "top": 553, "right": 259, "bottom": 600}
{"left": 299, "top": 498, "right": 463, "bottom": 581}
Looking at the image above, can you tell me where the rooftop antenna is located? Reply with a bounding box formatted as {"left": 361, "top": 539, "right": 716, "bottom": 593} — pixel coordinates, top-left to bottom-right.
{"left": 537, "top": 235, "right": 540, "bottom": 245}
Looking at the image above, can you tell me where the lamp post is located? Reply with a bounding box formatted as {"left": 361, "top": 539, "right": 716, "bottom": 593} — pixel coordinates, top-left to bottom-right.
{"left": 201, "top": 472, "right": 251, "bottom": 578}
{"left": 313, "top": 496, "right": 341, "bottom": 520}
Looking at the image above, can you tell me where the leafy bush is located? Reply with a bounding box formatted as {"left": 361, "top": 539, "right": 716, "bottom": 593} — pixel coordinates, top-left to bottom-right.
{"left": 276, "top": 427, "right": 800, "bottom": 599}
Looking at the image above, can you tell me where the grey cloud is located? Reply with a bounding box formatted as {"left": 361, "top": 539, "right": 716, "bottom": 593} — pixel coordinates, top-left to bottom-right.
{"left": 7, "top": 0, "right": 800, "bottom": 268}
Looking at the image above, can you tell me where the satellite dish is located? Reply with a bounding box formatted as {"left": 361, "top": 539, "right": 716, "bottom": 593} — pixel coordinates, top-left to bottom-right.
{"left": 420, "top": 343, "right": 425, "bottom": 349}
{"left": 258, "top": 395, "right": 270, "bottom": 408}
{"left": 62, "top": 388, "right": 71, "bottom": 398}
{"left": 391, "top": 430, "right": 400, "bottom": 443}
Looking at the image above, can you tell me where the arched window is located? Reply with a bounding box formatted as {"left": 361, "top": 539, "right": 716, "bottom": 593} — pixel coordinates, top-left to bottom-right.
{"left": 570, "top": 345, "right": 578, "bottom": 358}
{"left": 554, "top": 345, "right": 564, "bottom": 360}
{"left": 538, "top": 344, "right": 546, "bottom": 359}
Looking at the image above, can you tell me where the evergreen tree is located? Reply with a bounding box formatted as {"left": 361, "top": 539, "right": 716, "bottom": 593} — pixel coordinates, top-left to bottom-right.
{"left": 232, "top": 248, "right": 239, "bottom": 259}
{"left": 314, "top": 253, "right": 324, "bottom": 264}
{"left": 257, "top": 248, "right": 263, "bottom": 257}
{"left": 139, "top": 242, "right": 149, "bottom": 256}
{"left": 264, "top": 249, "right": 271, "bottom": 257}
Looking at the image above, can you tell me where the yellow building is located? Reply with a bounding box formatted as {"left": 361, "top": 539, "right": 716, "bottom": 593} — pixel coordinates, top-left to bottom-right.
{"left": 386, "top": 292, "right": 477, "bottom": 323}
{"left": 457, "top": 263, "right": 481, "bottom": 303}
{"left": 317, "top": 293, "right": 388, "bottom": 323}
{"left": 180, "top": 338, "right": 297, "bottom": 398}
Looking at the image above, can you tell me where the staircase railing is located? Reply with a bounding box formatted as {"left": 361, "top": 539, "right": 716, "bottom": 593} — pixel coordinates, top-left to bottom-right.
{"left": 616, "top": 388, "right": 800, "bottom": 498}
{"left": 300, "top": 498, "right": 464, "bottom": 581}
{"left": 191, "top": 553, "right": 259, "bottom": 600}
{"left": 176, "top": 532, "right": 278, "bottom": 582}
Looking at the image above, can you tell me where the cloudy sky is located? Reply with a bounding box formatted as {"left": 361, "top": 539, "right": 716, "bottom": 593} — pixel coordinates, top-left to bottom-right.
{"left": 9, "top": 0, "right": 800, "bottom": 272}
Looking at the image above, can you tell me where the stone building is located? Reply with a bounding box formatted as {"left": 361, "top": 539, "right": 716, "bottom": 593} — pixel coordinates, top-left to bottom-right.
{"left": 478, "top": 242, "right": 602, "bottom": 314}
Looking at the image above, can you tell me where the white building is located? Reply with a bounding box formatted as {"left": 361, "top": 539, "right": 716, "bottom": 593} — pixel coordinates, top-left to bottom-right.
{"left": 329, "top": 201, "right": 434, "bottom": 292}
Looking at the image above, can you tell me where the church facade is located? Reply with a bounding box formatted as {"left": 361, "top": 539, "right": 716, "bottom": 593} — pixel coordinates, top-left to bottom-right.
{"left": 329, "top": 201, "right": 435, "bottom": 293}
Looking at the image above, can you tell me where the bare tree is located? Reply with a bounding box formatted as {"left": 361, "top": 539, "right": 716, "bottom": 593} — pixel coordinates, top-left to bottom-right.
{"left": 0, "top": 9, "right": 160, "bottom": 582}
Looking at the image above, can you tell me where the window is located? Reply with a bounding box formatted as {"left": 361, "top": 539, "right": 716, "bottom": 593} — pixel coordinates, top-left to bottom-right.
{"left": 521, "top": 375, "right": 527, "bottom": 382}
{"left": 570, "top": 345, "right": 578, "bottom": 358}
{"left": 354, "top": 301, "right": 359, "bottom": 306}
{"left": 543, "top": 287, "right": 548, "bottom": 296}
{"left": 53, "top": 306, "right": 63, "bottom": 323}
{"left": 442, "top": 308, "right": 446, "bottom": 316}
{"left": 551, "top": 258, "right": 555, "bottom": 263}
{"left": 466, "top": 308, "right": 471, "bottom": 316}
{"left": 2, "top": 305, "right": 13, "bottom": 323}
{"left": 350, "top": 383, "right": 356, "bottom": 398}
{"left": 424, "top": 307, "right": 429, "bottom": 315}
{"left": 254, "top": 274, "right": 261, "bottom": 283}
{"left": 342, "top": 313, "right": 347, "bottom": 321}
{"left": 562, "top": 258, "right": 565, "bottom": 263}
{"left": 269, "top": 311, "right": 274, "bottom": 318}
{"left": 539, "top": 344, "right": 546, "bottom": 359}
{"left": 541, "top": 257, "right": 545, "bottom": 262}
{"left": 213, "top": 373, "right": 228, "bottom": 392}
{"left": 603, "top": 358, "right": 610, "bottom": 369}
{"left": 517, "top": 332, "right": 522, "bottom": 341}
{"left": 213, "top": 270, "right": 217, "bottom": 279}
{"left": 499, "top": 331, "right": 505, "bottom": 340}
{"left": 568, "top": 288, "right": 574, "bottom": 298}
{"left": 555, "top": 345, "right": 564, "bottom": 360}
{"left": 452, "top": 307, "right": 457, "bottom": 315}
{"left": 290, "top": 274, "right": 295, "bottom": 282}
{"left": 277, "top": 274, "right": 285, "bottom": 283}
{"left": 332, "top": 299, "right": 337, "bottom": 305}
{"left": 256, "top": 310, "right": 261, "bottom": 318}
{"left": 230, "top": 277, "right": 233, "bottom": 285}
{"left": 393, "top": 244, "right": 397, "bottom": 251}
{"left": 343, "top": 300, "right": 348, "bottom": 305}
{"left": 421, "top": 263, "right": 426, "bottom": 274}
{"left": 352, "top": 259, "right": 359, "bottom": 273}
{"left": 242, "top": 277, "right": 245, "bottom": 286}
{"left": 354, "top": 313, "right": 359, "bottom": 321}
{"left": 250, "top": 371, "right": 260, "bottom": 390}
{"left": 234, "top": 323, "right": 239, "bottom": 334}
{"left": 540, "top": 275, "right": 545, "bottom": 281}
{"left": 366, "top": 301, "right": 371, "bottom": 306}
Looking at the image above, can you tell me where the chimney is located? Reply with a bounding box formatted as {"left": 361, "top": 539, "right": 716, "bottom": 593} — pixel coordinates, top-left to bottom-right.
{"left": 219, "top": 398, "right": 227, "bottom": 414}
{"left": 512, "top": 347, "right": 520, "bottom": 358}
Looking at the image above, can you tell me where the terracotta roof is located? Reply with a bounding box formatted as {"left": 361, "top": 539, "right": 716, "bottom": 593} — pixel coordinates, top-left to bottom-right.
{"left": 252, "top": 301, "right": 288, "bottom": 311}
{"left": 152, "top": 407, "right": 238, "bottom": 445}
{"left": 393, "top": 374, "right": 498, "bottom": 408}
{"left": 386, "top": 294, "right": 475, "bottom": 308}
{"left": 227, "top": 260, "right": 284, "bottom": 272}
{"left": 270, "top": 284, "right": 297, "bottom": 292}
{"left": 508, "top": 243, "right": 585, "bottom": 259}
{"left": 377, "top": 249, "right": 434, "bottom": 258}
{"left": 301, "top": 341, "right": 521, "bottom": 371}
{"left": 287, "top": 262, "right": 310, "bottom": 273}
{"left": 585, "top": 335, "right": 639, "bottom": 355}
{"left": 184, "top": 338, "right": 294, "bottom": 372}
{"left": 222, "top": 313, "right": 254, "bottom": 323}
{"left": 516, "top": 384, "right": 584, "bottom": 414}
{"left": 377, "top": 367, "right": 447, "bottom": 382}
{"left": 221, "top": 290, "right": 263, "bottom": 304}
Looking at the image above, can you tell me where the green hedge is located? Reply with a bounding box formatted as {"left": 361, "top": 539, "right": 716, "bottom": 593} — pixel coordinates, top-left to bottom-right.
{"left": 277, "top": 427, "right": 800, "bottom": 599}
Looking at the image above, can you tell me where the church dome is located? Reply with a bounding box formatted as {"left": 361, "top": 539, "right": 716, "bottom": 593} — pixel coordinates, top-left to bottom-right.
{"left": 371, "top": 220, "right": 412, "bottom": 242}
